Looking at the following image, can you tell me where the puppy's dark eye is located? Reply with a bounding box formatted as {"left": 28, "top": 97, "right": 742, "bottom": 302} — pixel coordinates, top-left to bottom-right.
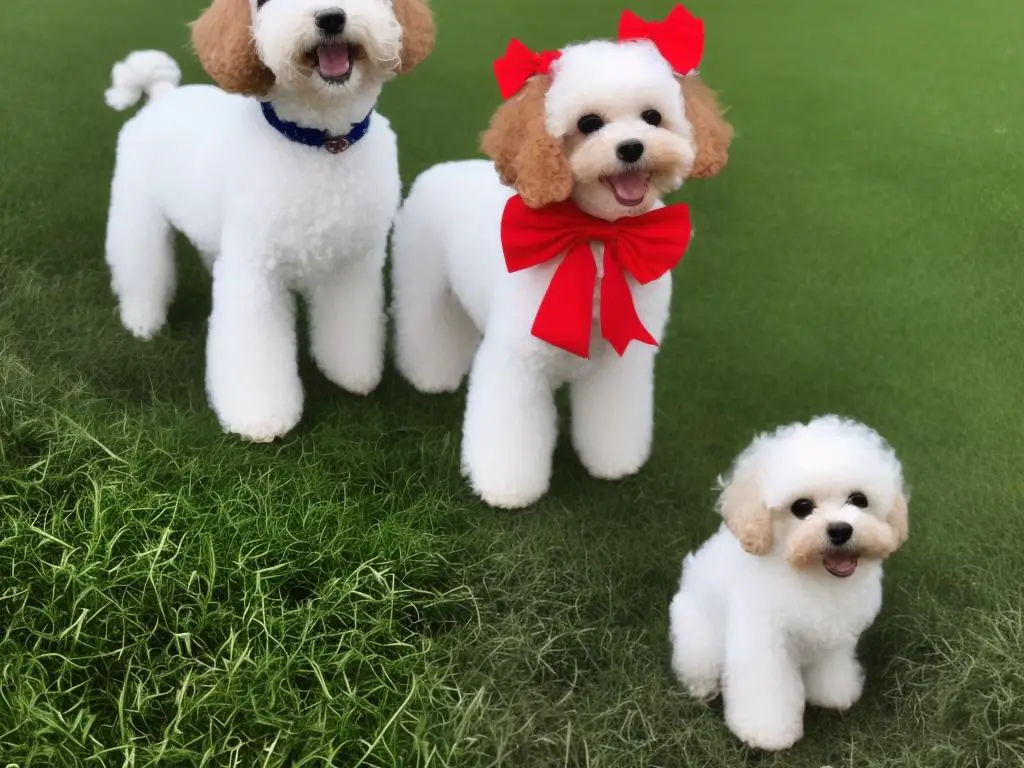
{"left": 641, "top": 109, "right": 662, "bottom": 126}
{"left": 790, "top": 498, "right": 815, "bottom": 519}
{"left": 577, "top": 114, "right": 605, "bottom": 135}
{"left": 256, "top": 0, "right": 270, "bottom": 7}
{"left": 847, "top": 492, "right": 869, "bottom": 509}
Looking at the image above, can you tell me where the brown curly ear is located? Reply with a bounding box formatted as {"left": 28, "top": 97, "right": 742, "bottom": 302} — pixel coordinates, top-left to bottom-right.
{"left": 681, "top": 76, "right": 733, "bottom": 179}
{"left": 888, "top": 491, "right": 909, "bottom": 550}
{"left": 717, "top": 462, "right": 772, "bottom": 555}
{"left": 191, "top": 0, "right": 274, "bottom": 96}
{"left": 480, "top": 77, "right": 572, "bottom": 209}
{"left": 393, "top": 0, "right": 435, "bottom": 74}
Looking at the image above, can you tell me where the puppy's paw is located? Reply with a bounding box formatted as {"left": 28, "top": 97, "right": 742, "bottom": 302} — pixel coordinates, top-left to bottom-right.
{"left": 685, "top": 678, "right": 721, "bottom": 702}
{"left": 578, "top": 446, "right": 648, "bottom": 481}
{"left": 805, "top": 654, "right": 865, "bottom": 711}
{"left": 462, "top": 460, "right": 549, "bottom": 510}
{"left": 725, "top": 695, "right": 803, "bottom": 752}
{"left": 119, "top": 303, "right": 166, "bottom": 341}
{"left": 465, "top": 473, "right": 548, "bottom": 510}
{"left": 210, "top": 384, "right": 304, "bottom": 443}
{"left": 726, "top": 714, "right": 802, "bottom": 752}
{"left": 217, "top": 409, "right": 303, "bottom": 443}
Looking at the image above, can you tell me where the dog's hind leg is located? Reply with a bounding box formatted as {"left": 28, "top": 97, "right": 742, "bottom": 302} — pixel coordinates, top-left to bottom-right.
{"left": 105, "top": 161, "right": 175, "bottom": 340}
{"left": 669, "top": 586, "right": 723, "bottom": 700}
{"left": 390, "top": 205, "right": 480, "bottom": 393}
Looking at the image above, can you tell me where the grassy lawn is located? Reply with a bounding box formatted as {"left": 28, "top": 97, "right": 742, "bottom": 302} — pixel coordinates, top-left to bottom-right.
{"left": 2, "top": 0, "right": 1023, "bottom": 765}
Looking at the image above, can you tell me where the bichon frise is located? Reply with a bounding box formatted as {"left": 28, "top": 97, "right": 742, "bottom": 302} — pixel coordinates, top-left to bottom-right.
{"left": 390, "top": 5, "right": 733, "bottom": 508}
{"left": 669, "top": 415, "right": 910, "bottom": 751}
{"left": 103, "top": 0, "right": 434, "bottom": 442}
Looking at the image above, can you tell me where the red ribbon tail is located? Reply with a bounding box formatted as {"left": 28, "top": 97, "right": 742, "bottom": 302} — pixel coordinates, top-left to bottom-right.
{"left": 532, "top": 244, "right": 597, "bottom": 358}
{"left": 601, "top": 252, "right": 658, "bottom": 356}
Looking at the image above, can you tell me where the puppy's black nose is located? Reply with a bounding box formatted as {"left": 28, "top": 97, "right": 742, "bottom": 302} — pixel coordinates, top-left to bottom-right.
{"left": 827, "top": 522, "right": 854, "bottom": 546}
{"left": 616, "top": 140, "right": 645, "bottom": 164}
{"left": 315, "top": 8, "right": 347, "bottom": 34}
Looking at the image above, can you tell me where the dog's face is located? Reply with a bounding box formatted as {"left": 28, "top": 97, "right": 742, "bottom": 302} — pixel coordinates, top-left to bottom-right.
{"left": 717, "top": 416, "right": 909, "bottom": 578}
{"left": 481, "top": 39, "right": 733, "bottom": 216}
{"left": 191, "top": 0, "right": 434, "bottom": 99}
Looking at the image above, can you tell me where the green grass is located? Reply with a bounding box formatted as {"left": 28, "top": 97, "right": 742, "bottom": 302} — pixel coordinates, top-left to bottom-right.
{"left": 2, "top": 0, "right": 1024, "bottom": 765}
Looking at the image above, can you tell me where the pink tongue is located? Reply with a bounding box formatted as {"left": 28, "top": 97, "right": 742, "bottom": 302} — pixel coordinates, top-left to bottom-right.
{"left": 608, "top": 172, "right": 648, "bottom": 203}
{"left": 317, "top": 44, "right": 351, "bottom": 77}
{"left": 823, "top": 553, "right": 858, "bottom": 577}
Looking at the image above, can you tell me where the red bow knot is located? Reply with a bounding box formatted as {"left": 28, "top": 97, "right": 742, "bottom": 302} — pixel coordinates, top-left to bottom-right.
{"left": 501, "top": 197, "right": 693, "bottom": 358}
{"left": 618, "top": 5, "right": 705, "bottom": 76}
{"left": 493, "top": 39, "right": 562, "bottom": 100}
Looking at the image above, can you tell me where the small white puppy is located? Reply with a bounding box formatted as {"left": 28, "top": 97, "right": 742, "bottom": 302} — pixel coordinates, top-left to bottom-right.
{"left": 669, "top": 415, "right": 910, "bottom": 751}
{"left": 103, "top": 0, "right": 434, "bottom": 441}
{"left": 390, "top": 7, "right": 733, "bottom": 508}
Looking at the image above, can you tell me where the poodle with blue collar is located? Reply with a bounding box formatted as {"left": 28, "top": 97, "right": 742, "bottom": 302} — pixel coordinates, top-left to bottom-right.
{"left": 669, "top": 415, "right": 910, "bottom": 751}
{"left": 102, "top": 0, "right": 434, "bottom": 441}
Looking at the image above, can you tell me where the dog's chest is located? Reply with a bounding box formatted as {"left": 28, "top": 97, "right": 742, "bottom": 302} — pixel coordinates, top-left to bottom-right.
{"left": 260, "top": 139, "right": 399, "bottom": 276}
{"left": 786, "top": 578, "right": 882, "bottom": 659}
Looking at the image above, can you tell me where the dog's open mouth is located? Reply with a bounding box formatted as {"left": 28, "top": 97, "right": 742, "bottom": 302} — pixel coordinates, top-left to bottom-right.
{"left": 823, "top": 551, "right": 859, "bottom": 578}
{"left": 602, "top": 171, "right": 650, "bottom": 207}
{"left": 307, "top": 43, "right": 361, "bottom": 84}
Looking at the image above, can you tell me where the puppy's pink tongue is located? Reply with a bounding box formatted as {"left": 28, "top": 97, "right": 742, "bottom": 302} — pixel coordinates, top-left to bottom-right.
{"left": 823, "top": 552, "right": 858, "bottom": 578}
{"left": 317, "top": 44, "right": 351, "bottom": 78}
{"left": 607, "top": 172, "right": 649, "bottom": 206}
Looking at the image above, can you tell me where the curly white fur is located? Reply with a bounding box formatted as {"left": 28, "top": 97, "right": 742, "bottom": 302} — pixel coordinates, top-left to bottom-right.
{"left": 668, "top": 415, "right": 910, "bottom": 751}
{"left": 390, "top": 41, "right": 699, "bottom": 508}
{"left": 104, "top": 0, "right": 408, "bottom": 441}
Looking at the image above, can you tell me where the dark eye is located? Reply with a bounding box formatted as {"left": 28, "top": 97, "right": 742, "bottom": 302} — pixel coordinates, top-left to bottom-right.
{"left": 641, "top": 109, "right": 662, "bottom": 126}
{"left": 577, "top": 114, "right": 605, "bottom": 134}
{"left": 847, "top": 492, "right": 869, "bottom": 508}
{"left": 256, "top": 0, "right": 270, "bottom": 7}
{"left": 790, "top": 498, "right": 815, "bottom": 519}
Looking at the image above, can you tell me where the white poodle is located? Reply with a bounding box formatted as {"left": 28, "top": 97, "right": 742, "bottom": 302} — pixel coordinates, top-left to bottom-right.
{"left": 669, "top": 415, "right": 910, "bottom": 751}
{"left": 103, "top": 0, "right": 434, "bottom": 441}
{"left": 390, "top": 5, "right": 733, "bottom": 508}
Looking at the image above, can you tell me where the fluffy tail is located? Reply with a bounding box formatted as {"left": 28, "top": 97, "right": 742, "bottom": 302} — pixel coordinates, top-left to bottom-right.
{"left": 104, "top": 51, "right": 181, "bottom": 111}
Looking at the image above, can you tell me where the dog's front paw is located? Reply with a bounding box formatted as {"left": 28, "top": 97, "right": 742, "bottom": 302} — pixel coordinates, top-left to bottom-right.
{"left": 805, "top": 653, "right": 865, "bottom": 711}
{"left": 216, "top": 407, "right": 303, "bottom": 443}
{"left": 461, "top": 446, "right": 551, "bottom": 509}
{"left": 119, "top": 302, "right": 167, "bottom": 341}
{"left": 725, "top": 695, "right": 803, "bottom": 752}
{"left": 686, "top": 678, "right": 721, "bottom": 702}
{"left": 578, "top": 447, "right": 649, "bottom": 481}
{"left": 463, "top": 464, "right": 549, "bottom": 510}
{"left": 209, "top": 383, "right": 304, "bottom": 443}
{"left": 726, "top": 712, "right": 803, "bottom": 752}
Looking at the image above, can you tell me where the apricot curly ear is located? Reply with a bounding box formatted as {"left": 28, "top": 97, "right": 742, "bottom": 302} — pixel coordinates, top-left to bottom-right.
{"left": 717, "top": 461, "right": 772, "bottom": 555}
{"left": 681, "top": 76, "right": 733, "bottom": 179}
{"left": 393, "top": 0, "right": 436, "bottom": 74}
{"left": 480, "top": 77, "right": 573, "bottom": 209}
{"left": 888, "top": 491, "right": 909, "bottom": 551}
{"left": 191, "top": 0, "right": 274, "bottom": 96}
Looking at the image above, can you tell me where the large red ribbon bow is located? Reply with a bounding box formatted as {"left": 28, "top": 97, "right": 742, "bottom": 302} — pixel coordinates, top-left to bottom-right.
{"left": 493, "top": 39, "right": 562, "bottom": 100}
{"left": 501, "top": 196, "right": 693, "bottom": 358}
{"left": 492, "top": 4, "right": 705, "bottom": 99}
{"left": 618, "top": 5, "right": 704, "bottom": 76}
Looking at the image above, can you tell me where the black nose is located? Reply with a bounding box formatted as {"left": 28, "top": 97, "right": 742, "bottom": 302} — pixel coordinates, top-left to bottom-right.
{"left": 315, "top": 8, "right": 347, "bottom": 34}
{"left": 827, "top": 522, "right": 854, "bottom": 546}
{"left": 616, "top": 140, "right": 645, "bottom": 164}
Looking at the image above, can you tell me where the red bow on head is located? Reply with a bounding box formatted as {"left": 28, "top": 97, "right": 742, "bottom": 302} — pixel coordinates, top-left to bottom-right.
{"left": 492, "top": 5, "right": 705, "bottom": 99}
{"left": 618, "top": 5, "right": 705, "bottom": 76}
{"left": 501, "top": 197, "right": 692, "bottom": 358}
{"left": 493, "top": 39, "right": 562, "bottom": 100}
